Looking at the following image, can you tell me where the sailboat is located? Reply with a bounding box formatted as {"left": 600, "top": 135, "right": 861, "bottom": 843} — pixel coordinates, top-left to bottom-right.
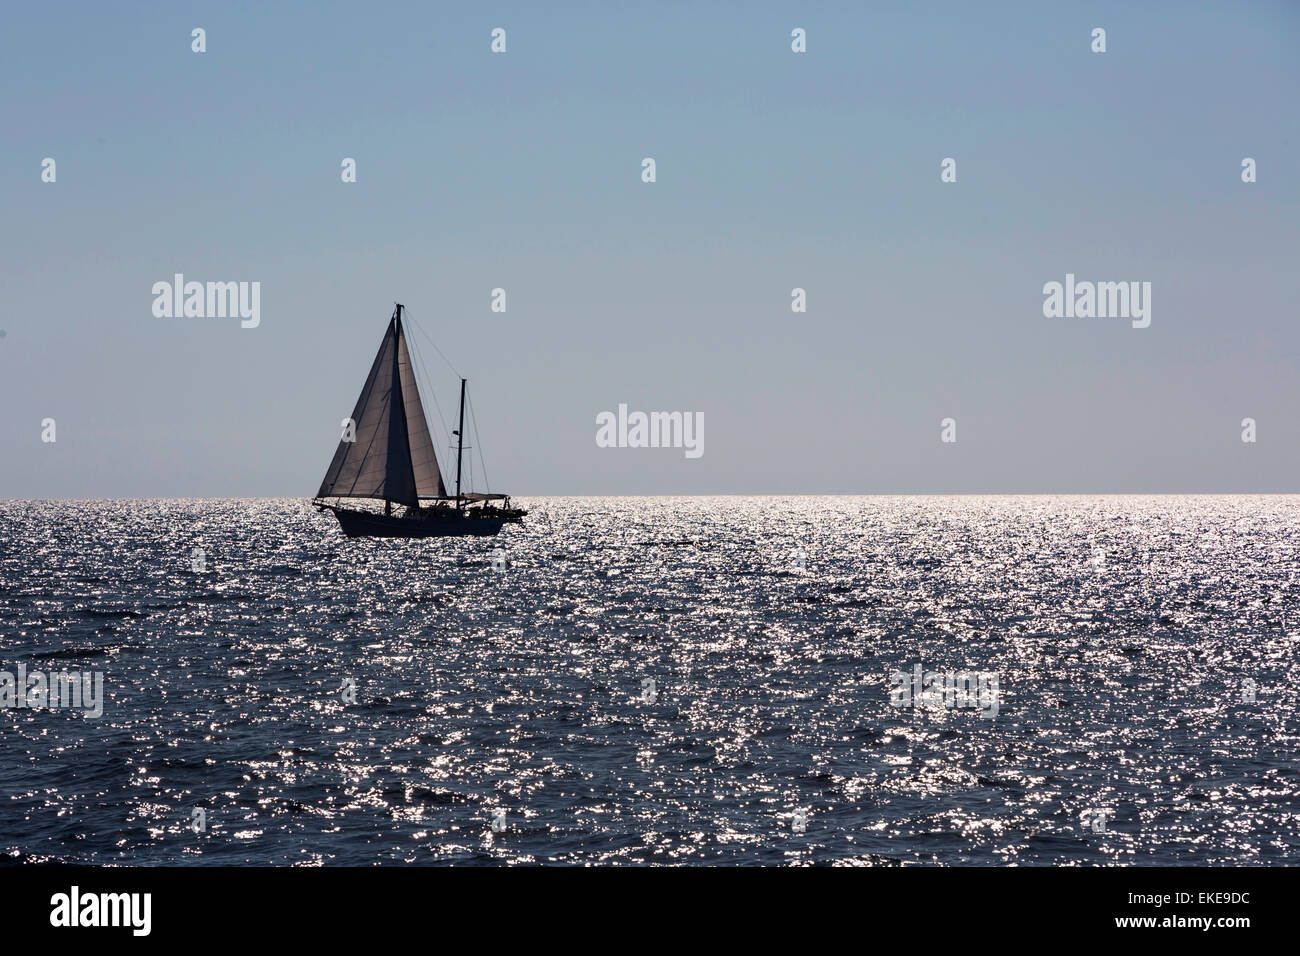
{"left": 313, "top": 304, "right": 526, "bottom": 537}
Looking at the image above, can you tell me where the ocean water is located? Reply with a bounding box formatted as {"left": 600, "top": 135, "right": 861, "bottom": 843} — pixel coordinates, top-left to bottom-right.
{"left": 1, "top": 495, "right": 1297, "bottom": 866}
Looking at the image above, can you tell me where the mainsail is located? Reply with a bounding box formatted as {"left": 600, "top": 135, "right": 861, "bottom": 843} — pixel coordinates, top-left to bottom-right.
{"left": 316, "top": 307, "right": 448, "bottom": 507}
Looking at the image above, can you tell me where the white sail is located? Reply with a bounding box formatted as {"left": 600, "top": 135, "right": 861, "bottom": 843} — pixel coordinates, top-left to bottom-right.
{"left": 396, "top": 322, "right": 447, "bottom": 500}
{"left": 316, "top": 309, "right": 447, "bottom": 506}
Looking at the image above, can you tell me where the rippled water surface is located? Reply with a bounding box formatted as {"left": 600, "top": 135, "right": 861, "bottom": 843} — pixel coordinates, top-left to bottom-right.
{"left": 1, "top": 496, "right": 1298, "bottom": 865}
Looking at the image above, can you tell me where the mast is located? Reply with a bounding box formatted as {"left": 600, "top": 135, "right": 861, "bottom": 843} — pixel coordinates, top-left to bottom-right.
{"left": 454, "top": 377, "right": 467, "bottom": 507}
{"left": 386, "top": 303, "right": 403, "bottom": 516}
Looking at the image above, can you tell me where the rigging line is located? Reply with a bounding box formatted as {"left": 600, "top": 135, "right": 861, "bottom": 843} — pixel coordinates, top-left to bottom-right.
{"left": 413, "top": 339, "right": 450, "bottom": 444}
{"left": 402, "top": 308, "right": 461, "bottom": 379}
{"left": 401, "top": 310, "right": 463, "bottom": 497}
{"left": 467, "top": 388, "right": 492, "bottom": 493}
{"left": 403, "top": 320, "right": 454, "bottom": 463}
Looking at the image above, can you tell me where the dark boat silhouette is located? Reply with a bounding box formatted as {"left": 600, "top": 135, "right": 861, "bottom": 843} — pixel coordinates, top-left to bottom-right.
{"left": 313, "top": 304, "right": 525, "bottom": 537}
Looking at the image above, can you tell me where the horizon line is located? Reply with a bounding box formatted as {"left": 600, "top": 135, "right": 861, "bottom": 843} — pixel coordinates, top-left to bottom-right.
{"left": 4, "top": 492, "right": 1300, "bottom": 503}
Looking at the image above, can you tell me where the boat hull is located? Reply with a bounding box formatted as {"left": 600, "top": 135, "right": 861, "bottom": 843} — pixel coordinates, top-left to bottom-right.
{"left": 326, "top": 506, "right": 507, "bottom": 538}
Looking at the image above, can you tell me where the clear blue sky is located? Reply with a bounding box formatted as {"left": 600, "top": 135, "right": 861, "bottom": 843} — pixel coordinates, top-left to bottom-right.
{"left": 1, "top": 1, "right": 1296, "bottom": 496}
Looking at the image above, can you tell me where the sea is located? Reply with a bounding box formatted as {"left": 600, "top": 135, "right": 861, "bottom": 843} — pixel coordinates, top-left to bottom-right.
{"left": 1, "top": 496, "right": 1297, "bottom": 866}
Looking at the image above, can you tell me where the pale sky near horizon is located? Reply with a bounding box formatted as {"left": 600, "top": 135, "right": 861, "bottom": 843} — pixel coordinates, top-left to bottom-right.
{"left": 1, "top": 1, "right": 1297, "bottom": 497}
